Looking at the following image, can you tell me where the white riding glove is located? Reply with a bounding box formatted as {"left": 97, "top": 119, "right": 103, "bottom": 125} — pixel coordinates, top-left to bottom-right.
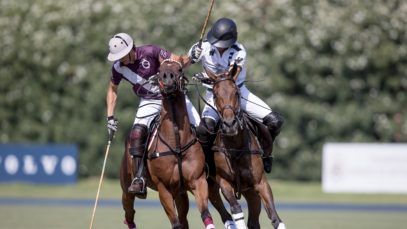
{"left": 190, "top": 44, "right": 202, "bottom": 63}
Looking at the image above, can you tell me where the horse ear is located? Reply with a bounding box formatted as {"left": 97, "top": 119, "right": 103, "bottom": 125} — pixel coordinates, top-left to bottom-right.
{"left": 204, "top": 67, "right": 217, "bottom": 81}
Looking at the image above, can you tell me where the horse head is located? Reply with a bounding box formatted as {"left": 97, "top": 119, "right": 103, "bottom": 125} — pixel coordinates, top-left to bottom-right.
{"left": 205, "top": 68, "right": 241, "bottom": 136}
{"left": 158, "top": 59, "right": 185, "bottom": 96}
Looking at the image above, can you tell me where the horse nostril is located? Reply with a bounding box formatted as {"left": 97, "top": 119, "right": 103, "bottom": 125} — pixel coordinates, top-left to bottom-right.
{"left": 224, "top": 119, "right": 234, "bottom": 128}
{"left": 170, "top": 73, "right": 174, "bottom": 79}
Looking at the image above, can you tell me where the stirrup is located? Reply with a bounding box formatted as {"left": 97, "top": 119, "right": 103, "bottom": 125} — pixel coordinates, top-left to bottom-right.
{"left": 128, "top": 177, "right": 147, "bottom": 196}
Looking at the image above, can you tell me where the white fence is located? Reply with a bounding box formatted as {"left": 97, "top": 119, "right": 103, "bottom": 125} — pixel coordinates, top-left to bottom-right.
{"left": 322, "top": 143, "right": 407, "bottom": 193}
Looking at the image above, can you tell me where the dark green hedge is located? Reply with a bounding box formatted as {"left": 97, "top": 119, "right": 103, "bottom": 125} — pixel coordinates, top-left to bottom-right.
{"left": 1, "top": 0, "right": 406, "bottom": 180}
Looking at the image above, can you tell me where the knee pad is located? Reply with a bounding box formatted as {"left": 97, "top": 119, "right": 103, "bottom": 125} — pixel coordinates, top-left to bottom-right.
{"left": 129, "top": 124, "right": 148, "bottom": 156}
{"left": 130, "top": 124, "right": 148, "bottom": 140}
{"left": 263, "top": 111, "right": 284, "bottom": 136}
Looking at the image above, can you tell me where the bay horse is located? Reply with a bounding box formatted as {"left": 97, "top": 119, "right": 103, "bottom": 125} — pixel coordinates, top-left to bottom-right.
{"left": 204, "top": 69, "right": 286, "bottom": 229}
{"left": 120, "top": 59, "right": 215, "bottom": 229}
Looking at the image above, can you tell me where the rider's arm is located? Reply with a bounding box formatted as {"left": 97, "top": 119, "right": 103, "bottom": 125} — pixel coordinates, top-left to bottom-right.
{"left": 179, "top": 54, "right": 193, "bottom": 68}
{"left": 159, "top": 53, "right": 191, "bottom": 68}
{"left": 106, "top": 81, "right": 118, "bottom": 117}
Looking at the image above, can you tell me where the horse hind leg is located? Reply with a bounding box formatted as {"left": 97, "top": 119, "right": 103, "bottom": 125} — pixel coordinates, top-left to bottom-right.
{"left": 120, "top": 145, "right": 137, "bottom": 229}
{"left": 121, "top": 192, "right": 136, "bottom": 229}
{"left": 207, "top": 178, "right": 236, "bottom": 229}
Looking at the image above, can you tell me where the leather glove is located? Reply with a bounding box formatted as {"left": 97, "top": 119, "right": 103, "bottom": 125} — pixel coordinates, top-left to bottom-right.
{"left": 107, "top": 116, "right": 118, "bottom": 132}
{"left": 107, "top": 116, "right": 118, "bottom": 141}
{"left": 190, "top": 44, "right": 202, "bottom": 63}
{"left": 192, "top": 72, "right": 212, "bottom": 85}
{"left": 148, "top": 74, "right": 159, "bottom": 86}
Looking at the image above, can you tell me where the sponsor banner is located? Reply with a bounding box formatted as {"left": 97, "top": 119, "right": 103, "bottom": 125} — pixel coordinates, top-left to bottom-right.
{"left": 322, "top": 143, "right": 407, "bottom": 193}
{"left": 0, "top": 144, "right": 78, "bottom": 184}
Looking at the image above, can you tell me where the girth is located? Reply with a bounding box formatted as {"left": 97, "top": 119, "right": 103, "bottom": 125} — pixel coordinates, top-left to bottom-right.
{"left": 148, "top": 134, "right": 197, "bottom": 160}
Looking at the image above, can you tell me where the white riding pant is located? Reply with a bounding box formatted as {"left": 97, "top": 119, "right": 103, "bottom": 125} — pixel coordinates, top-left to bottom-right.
{"left": 201, "top": 85, "right": 272, "bottom": 122}
{"left": 133, "top": 96, "right": 200, "bottom": 127}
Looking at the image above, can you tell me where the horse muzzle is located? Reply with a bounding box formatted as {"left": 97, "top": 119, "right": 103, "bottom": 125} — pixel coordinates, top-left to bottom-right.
{"left": 221, "top": 119, "right": 239, "bottom": 136}
{"left": 159, "top": 80, "right": 178, "bottom": 95}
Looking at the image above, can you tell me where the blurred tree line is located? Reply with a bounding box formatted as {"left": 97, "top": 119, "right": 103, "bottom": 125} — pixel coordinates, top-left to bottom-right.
{"left": 1, "top": 0, "right": 406, "bottom": 180}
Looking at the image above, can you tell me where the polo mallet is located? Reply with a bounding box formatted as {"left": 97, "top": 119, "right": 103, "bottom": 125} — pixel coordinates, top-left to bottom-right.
{"left": 89, "top": 130, "right": 115, "bottom": 229}
{"left": 198, "top": 0, "right": 215, "bottom": 48}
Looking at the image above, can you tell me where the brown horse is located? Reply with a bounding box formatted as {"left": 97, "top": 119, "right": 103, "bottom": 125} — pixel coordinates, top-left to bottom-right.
{"left": 120, "top": 59, "right": 215, "bottom": 229}
{"left": 204, "top": 69, "right": 286, "bottom": 229}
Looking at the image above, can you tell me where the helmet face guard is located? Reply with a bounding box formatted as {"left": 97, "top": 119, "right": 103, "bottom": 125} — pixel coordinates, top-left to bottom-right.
{"left": 207, "top": 18, "right": 237, "bottom": 48}
{"left": 107, "top": 33, "right": 134, "bottom": 61}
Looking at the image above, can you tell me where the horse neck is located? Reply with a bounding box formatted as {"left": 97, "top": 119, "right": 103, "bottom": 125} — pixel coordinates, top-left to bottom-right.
{"left": 159, "top": 92, "right": 192, "bottom": 142}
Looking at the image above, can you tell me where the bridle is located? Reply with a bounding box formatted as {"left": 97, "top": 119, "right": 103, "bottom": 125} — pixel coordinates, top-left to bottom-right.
{"left": 158, "top": 59, "right": 186, "bottom": 97}
{"left": 211, "top": 77, "right": 243, "bottom": 132}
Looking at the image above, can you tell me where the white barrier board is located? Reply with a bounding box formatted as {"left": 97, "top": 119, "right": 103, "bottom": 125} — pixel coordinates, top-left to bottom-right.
{"left": 322, "top": 143, "right": 407, "bottom": 193}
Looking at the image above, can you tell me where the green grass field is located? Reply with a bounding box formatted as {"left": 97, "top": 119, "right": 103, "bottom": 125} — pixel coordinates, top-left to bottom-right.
{"left": 1, "top": 178, "right": 406, "bottom": 229}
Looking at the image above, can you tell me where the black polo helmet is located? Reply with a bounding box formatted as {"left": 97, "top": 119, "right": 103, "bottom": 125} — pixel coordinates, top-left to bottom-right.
{"left": 207, "top": 18, "right": 238, "bottom": 48}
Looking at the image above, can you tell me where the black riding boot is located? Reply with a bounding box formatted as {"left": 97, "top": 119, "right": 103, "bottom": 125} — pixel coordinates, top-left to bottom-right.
{"left": 127, "top": 124, "right": 148, "bottom": 198}
{"left": 262, "top": 112, "right": 284, "bottom": 173}
{"left": 196, "top": 118, "right": 217, "bottom": 177}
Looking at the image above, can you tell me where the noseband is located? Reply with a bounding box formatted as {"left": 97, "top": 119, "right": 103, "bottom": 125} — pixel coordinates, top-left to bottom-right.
{"left": 212, "top": 77, "right": 242, "bottom": 127}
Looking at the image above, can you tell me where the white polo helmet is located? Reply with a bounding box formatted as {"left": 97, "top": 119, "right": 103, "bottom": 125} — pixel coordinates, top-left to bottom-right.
{"left": 107, "top": 33, "right": 134, "bottom": 61}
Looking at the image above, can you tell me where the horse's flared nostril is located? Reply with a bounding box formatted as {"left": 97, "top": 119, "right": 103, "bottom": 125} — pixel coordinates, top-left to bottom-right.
{"left": 224, "top": 119, "right": 235, "bottom": 128}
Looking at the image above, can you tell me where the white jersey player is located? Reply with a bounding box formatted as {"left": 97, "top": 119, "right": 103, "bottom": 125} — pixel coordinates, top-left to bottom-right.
{"left": 187, "top": 18, "right": 284, "bottom": 173}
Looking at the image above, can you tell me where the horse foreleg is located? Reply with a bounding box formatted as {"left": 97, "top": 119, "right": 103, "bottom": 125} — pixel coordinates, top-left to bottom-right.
{"left": 207, "top": 178, "right": 236, "bottom": 229}
{"left": 190, "top": 176, "right": 215, "bottom": 229}
{"left": 242, "top": 190, "right": 261, "bottom": 229}
{"left": 255, "top": 176, "right": 285, "bottom": 229}
{"left": 157, "top": 183, "right": 181, "bottom": 228}
{"left": 174, "top": 192, "right": 189, "bottom": 229}
{"left": 218, "top": 178, "right": 247, "bottom": 229}
{"left": 122, "top": 192, "right": 136, "bottom": 229}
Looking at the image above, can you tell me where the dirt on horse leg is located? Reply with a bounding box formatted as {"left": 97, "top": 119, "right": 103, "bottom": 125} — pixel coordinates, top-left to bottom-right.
{"left": 218, "top": 178, "right": 247, "bottom": 229}
{"left": 255, "top": 177, "right": 285, "bottom": 229}
{"left": 242, "top": 190, "right": 261, "bottom": 229}
{"left": 190, "top": 176, "right": 215, "bottom": 229}
{"left": 174, "top": 192, "right": 190, "bottom": 229}
{"left": 207, "top": 178, "right": 236, "bottom": 229}
{"left": 122, "top": 192, "right": 136, "bottom": 229}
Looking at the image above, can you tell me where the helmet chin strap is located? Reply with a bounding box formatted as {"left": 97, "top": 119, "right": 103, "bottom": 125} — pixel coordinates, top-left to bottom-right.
{"left": 128, "top": 49, "right": 136, "bottom": 64}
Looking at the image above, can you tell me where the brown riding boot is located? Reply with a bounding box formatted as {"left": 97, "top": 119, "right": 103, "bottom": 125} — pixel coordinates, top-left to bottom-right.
{"left": 128, "top": 157, "right": 147, "bottom": 199}
{"left": 127, "top": 124, "right": 148, "bottom": 199}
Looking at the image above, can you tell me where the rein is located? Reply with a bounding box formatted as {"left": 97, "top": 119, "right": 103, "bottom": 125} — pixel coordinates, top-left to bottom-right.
{"left": 204, "top": 76, "right": 261, "bottom": 199}
{"left": 147, "top": 59, "right": 198, "bottom": 194}
{"left": 213, "top": 77, "right": 245, "bottom": 133}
